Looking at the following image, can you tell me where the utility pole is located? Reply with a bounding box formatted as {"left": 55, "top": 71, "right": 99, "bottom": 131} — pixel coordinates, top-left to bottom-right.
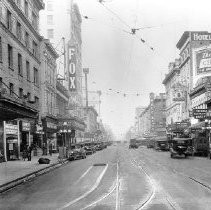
{"left": 83, "top": 68, "right": 89, "bottom": 108}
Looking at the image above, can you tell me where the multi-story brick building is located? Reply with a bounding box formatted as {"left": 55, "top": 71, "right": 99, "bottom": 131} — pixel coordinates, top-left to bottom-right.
{"left": 40, "top": 2, "right": 85, "bottom": 144}
{"left": 83, "top": 106, "right": 98, "bottom": 142}
{"left": 40, "top": 39, "right": 58, "bottom": 153}
{"left": 0, "top": 0, "right": 44, "bottom": 161}
{"left": 149, "top": 93, "right": 166, "bottom": 137}
{"left": 163, "top": 59, "right": 185, "bottom": 125}
{"left": 176, "top": 31, "right": 211, "bottom": 122}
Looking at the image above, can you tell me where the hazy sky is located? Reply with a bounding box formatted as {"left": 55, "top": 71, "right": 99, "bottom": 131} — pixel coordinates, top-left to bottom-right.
{"left": 74, "top": 0, "right": 211, "bottom": 138}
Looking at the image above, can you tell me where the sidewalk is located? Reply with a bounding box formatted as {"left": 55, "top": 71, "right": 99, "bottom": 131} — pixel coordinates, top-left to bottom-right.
{"left": 0, "top": 153, "right": 68, "bottom": 193}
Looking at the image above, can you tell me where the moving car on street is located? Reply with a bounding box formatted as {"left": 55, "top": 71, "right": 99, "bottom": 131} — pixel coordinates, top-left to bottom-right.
{"left": 169, "top": 137, "right": 193, "bottom": 158}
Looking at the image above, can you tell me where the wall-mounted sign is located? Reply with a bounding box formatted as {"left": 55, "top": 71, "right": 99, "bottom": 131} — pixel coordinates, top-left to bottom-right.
{"left": 191, "top": 32, "right": 211, "bottom": 41}
{"left": 195, "top": 48, "right": 211, "bottom": 75}
{"left": 5, "top": 124, "right": 18, "bottom": 135}
{"left": 192, "top": 108, "right": 207, "bottom": 119}
{"left": 21, "top": 122, "right": 31, "bottom": 132}
{"left": 68, "top": 46, "right": 76, "bottom": 91}
{"left": 47, "top": 122, "right": 57, "bottom": 130}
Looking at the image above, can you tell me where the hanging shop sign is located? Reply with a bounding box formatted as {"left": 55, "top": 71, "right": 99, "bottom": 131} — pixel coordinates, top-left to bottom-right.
{"left": 192, "top": 108, "right": 208, "bottom": 119}
{"left": 47, "top": 122, "right": 57, "bottom": 130}
{"left": 35, "top": 124, "right": 44, "bottom": 134}
{"left": 21, "top": 121, "right": 31, "bottom": 132}
{"left": 68, "top": 46, "right": 76, "bottom": 91}
{"left": 5, "top": 124, "right": 18, "bottom": 135}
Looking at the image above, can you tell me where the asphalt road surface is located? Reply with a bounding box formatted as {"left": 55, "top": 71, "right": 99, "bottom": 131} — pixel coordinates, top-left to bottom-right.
{"left": 1, "top": 144, "right": 211, "bottom": 210}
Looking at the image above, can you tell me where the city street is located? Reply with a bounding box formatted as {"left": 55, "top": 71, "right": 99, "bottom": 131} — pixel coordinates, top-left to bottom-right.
{"left": 1, "top": 144, "right": 211, "bottom": 210}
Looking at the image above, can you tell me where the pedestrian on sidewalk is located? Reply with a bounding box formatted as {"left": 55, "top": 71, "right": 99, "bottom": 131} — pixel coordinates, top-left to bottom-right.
{"left": 27, "top": 145, "right": 32, "bottom": 161}
{"left": 22, "top": 146, "right": 27, "bottom": 161}
{"left": 49, "top": 142, "right": 53, "bottom": 156}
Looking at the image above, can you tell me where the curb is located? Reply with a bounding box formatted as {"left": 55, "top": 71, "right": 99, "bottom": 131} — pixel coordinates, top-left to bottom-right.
{"left": 0, "top": 159, "right": 69, "bottom": 194}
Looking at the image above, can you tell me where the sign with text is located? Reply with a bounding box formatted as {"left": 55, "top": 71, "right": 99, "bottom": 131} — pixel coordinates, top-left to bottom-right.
{"left": 196, "top": 48, "right": 211, "bottom": 75}
{"left": 68, "top": 46, "right": 77, "bottom": 91}
{"left": 191, "top": 32, "right": 211, "bottom": 41}
{"left": 5, "top": 124, "right": 18, "bottom": 135}
{"left": 192, "top": 108, "right": 207, "bottom": 119}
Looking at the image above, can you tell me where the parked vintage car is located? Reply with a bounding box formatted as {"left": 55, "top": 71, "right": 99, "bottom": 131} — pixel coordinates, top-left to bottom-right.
{"left": 68, "top": 144, "right": 86, "bottom": 160}
{"left": 169, "top": 138, "right": 193, "bottom": 158}
{"left": 84, "top": 145, "right": 94, "bottom": 155}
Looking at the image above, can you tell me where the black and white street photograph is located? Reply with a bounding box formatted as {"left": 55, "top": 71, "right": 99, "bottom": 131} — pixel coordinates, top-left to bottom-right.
{"left": 1, "top": 0, "right": 211, "bottom": 209}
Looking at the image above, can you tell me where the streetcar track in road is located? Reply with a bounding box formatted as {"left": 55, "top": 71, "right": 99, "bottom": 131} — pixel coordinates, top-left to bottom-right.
{"left": 58, "top": 164, "right": 108, "bottom": 210}
{"left": 81, "top": 161, "right": 120, "bottom": 210}
{"left": 135, "top": 149, "right": 211, "bottom": 193}
{"left": 75, "top": 166, "right": 93, "bottom": 184}
{"left": 130, "top": 160, "right": 156, "bottom": 210}
{"left": 128, "top": 149, "right": 183, "bottom": 210}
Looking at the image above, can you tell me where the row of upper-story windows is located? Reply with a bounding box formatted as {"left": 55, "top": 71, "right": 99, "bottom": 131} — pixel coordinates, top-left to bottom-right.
{"left": 0, "top": 4, "right": 39, "bottom": 60}
{"left": 0, "top": 77, "right": 39, "bottom": 105}
{"left": 13, "top": 0, "right": 39, "bottom": 30}
{"left": 0, "top": 37, "right": 39, "bottom": 86}
{"left": 44, "top": 59, "right": 56, "bottom": 86}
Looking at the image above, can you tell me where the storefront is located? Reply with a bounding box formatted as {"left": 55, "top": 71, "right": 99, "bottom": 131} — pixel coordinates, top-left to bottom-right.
{"left": 19, "top": 120, "right": 31, "bottom": 154}
{"left": 58, "top": 116, "right": 86, "bottom": 147}
{"left": 42, "top": 117, "right": 58, "bottom": 153}
{"left": 4, "top": 121, "right": 20, "bottom": 161}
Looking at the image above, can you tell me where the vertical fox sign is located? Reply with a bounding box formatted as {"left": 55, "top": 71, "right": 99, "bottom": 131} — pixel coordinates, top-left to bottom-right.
{"left": 68, "top": 46, "right": 77, "bottom": 91}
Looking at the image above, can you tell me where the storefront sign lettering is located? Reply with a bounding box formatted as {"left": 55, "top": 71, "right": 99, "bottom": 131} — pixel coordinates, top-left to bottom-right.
{"left": 192, "top": 32, "right": 211, "bottom": 41}
{"left": 47, "top": 122, "right": 57, "bottom": 130}
{"left": 5, "top": 124, "right": 18, "bottom": 135}
{"left": 68, "top": 46, "right": 76, "bottom": 91}
{"left": 22, "top": 122, "right": 30, "bottom": 132}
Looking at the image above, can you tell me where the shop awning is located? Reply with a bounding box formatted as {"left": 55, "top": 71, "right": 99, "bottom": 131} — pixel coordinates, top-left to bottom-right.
{"left": 0, "top": 96, "right": 38, "bottom": 120}
{"left": 190, "top": 121, "right": 205, "bottom": 129}
{"left": 58, "top": 116, "right": 86, "bottom": 132}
